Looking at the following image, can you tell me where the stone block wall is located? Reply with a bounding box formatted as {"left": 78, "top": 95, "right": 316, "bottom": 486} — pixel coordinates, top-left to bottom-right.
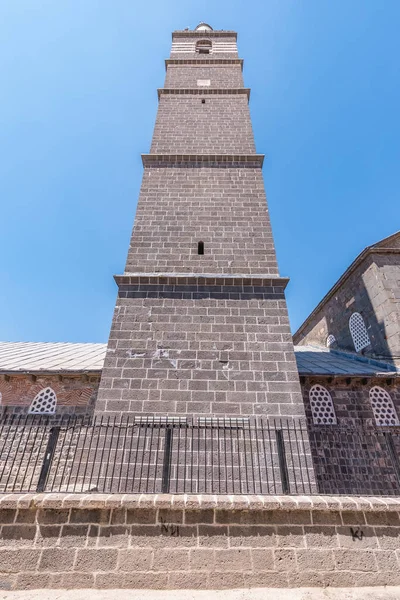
{"left": 1, "top": 493, "right": 400, "bottom": 590}
{"left": 301, "top": 377, "right": 400, "bottom": 495}
{"left": 125, "top": 167, "right": 278, "bottom": 276}
{"left": 164, "top": 64, "right": 244, "bottom": 88}
{"left": 150, "top": 96, "right": 254, "bottom": 154}
{"left": 294, "top": 252, "right": 400, "bottom": 366}
{"left": 374, "top": 253, "right": 400, "bottom": 361}
{"left": 97, "top": 277, "right": 303, "bottom": 417}
{"left": 97, "top": 21, "right": 310, "bottom": 441}
{"left": 301, "top": 377, "right": 400, "bottom": 428}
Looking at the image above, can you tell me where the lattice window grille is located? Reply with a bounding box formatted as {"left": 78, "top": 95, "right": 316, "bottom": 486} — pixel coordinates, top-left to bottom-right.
{"left": 369, "top": 386, "right": 399, "bottom": 426}
{"left": 326, "top": 334, "right": 336, "bottom": 348}
{"left": 28, "top": 387, "right": 57, "bottom": 414}
{"left": 309, "top": 384, "right": 337, "bottom": 425}
{"left": 349, "top": 312, "right": 370, "bottom": 352}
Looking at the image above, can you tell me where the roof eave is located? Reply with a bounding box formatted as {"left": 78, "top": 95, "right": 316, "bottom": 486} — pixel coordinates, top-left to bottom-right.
{"left": 298, "top": 371, "right": 400, "bottom": 378}
{"left": 0, "top": 369, "right": 102, "bottom": 377}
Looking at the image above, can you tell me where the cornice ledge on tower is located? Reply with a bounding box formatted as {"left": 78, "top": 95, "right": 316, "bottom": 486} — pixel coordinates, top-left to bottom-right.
{"left": 158, "top": 88, "right": 250, "bottom": 100}
{"left": 114, "top": 273, "right": 289, "bottom": 290}
{"left": 141, "top": 153, "right": 264, "bottom": 167}
{"left": 172, "top": 30, "right": 237, "bottom": 39}
{"left": 165, "top": 58, "right": 244, "bottom": 70}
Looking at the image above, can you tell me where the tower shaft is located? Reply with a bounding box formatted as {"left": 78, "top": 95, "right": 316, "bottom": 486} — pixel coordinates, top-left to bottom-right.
{"left": 96, "top": 26, "right": 306, "bottom": 421}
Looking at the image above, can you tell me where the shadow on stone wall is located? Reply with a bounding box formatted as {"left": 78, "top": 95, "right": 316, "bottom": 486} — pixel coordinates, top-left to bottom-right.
{"left": 315, "top": 255, "right": 397, "bottom": 367}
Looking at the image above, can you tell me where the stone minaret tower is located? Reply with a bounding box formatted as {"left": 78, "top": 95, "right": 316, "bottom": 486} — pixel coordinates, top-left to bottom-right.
{"left": 96, "top": 23, "right": 306, "bottom": 422}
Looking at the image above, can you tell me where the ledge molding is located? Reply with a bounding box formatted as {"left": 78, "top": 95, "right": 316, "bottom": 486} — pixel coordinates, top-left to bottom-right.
{"left": 1, "top": 493, "right": 399, "bottom": 512}
{"left": 158, "top": 87, "right": 250, "bottom": 99}
{"left": 115, "top": 273, "right": 288, "bottom": 289}
{"left": 172, "top": 31, "right": 238, "bottom": 39}
{"left": 165, "top": 58, "right": 243, "bottom": 70}
{"left": 141, "top": 153, "right": 264, "bottom": 167}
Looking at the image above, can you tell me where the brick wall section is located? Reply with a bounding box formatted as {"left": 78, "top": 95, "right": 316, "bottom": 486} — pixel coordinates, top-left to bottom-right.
{"left": 294, "top": 252, "right": 400, "bottom": 366}
{"left": 165, "top": 65, "right": 243, "bottom": 88}
{"left": 0, "top": 374, "right": 100, "bottom": 415}
{"left": 97, "top": 280, "right": 302, "bottom": 416}
{"left": 125, "top": 167, "right": 278, "bottom": 276}
{"left": 301, "top": 377, "right": 400, "bottom": 495}
{"left": 1, "top": 493, "right": 400, "bottom": 590}
{"left": 150, "top": 96, "right": 255, "bottom": 154}
{"left": 301, "top": 378, "right": 400, "bottom": 428}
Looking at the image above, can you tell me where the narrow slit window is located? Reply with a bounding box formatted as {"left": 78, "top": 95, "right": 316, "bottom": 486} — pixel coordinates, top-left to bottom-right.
{"left": 198, "top": 241, "right": 204, "bottom": 255}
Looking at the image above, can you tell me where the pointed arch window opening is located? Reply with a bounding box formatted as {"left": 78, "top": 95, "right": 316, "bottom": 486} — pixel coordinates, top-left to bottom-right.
{"left": 28, "top": 387, "right": 57, "bottom": 414}
{"left": 370, "top": 386, "right": 399, "bottom": 426}
{"left": 309, "top": 384, "right": 337, "bottom": 425}
{"left": 349, "top": 312, "right": 370, "bottom": 352}
{"left": 326, "top": 334, "right": 336, "bottom": 348}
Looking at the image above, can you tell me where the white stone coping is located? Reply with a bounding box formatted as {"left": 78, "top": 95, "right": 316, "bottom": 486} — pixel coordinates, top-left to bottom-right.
{"left": 2, "top": 493, "right": 400, "bottom": 512}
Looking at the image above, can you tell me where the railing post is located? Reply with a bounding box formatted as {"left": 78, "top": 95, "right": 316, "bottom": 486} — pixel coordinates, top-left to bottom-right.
{"left": 36, "top": 426, "right": 60, "bottom": 493}
{"left": 161, "top": 425, "right": 173, "bottom": 493}
{"left": 276, "top": 429, "right": 290, "bottom": 494}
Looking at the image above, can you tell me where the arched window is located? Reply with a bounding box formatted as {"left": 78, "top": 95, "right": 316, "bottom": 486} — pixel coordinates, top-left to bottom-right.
{"left": 198, "top": 241, "right": 204, "bottom": 255}
{"left": 349, "top": 312, "right": 370, "bottom": 352}
{"left": 326, "top": 334, "right": 336, "bottom": 348}
{"left": 195, "top": 40, "right": 212, "bottom": 55}
{"left": 309, "top": 384, "right": 337, "bottom": 425}
{"left": 28, "top": 387, "right": 57, "bottom": 414}
{"left": 369, "top": 386, "right": 399, "bottom": 426}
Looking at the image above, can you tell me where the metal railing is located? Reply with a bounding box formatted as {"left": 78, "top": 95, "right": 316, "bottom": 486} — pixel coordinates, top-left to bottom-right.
{"left": 1, "top": 415, "right": 400, "bottom": 496}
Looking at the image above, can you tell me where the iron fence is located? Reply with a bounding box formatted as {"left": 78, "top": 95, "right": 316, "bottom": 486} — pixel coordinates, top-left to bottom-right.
{"left": 1, "top": 415, "right": 400, "bottom": 495}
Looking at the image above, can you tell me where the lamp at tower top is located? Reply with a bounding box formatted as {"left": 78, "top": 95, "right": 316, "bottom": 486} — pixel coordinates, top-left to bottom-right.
{"left": 195, "top": 22, "right": 213, "bottom": 32}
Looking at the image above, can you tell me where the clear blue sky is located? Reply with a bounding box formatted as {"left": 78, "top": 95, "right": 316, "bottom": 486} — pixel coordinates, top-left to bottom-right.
{"left": 1, "top": 1, "right": 399, "bottom": 343}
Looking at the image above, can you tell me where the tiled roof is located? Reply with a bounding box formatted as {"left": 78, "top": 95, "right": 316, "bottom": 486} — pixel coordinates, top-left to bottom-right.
{"left": 0, "top": 341, "right": 397, "bottom": 377}
{"left": 294, "top": 345, "right": 398, "bottom": 376}
{"left": 0, "top": 342, "right": 106, "bottom": 373}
